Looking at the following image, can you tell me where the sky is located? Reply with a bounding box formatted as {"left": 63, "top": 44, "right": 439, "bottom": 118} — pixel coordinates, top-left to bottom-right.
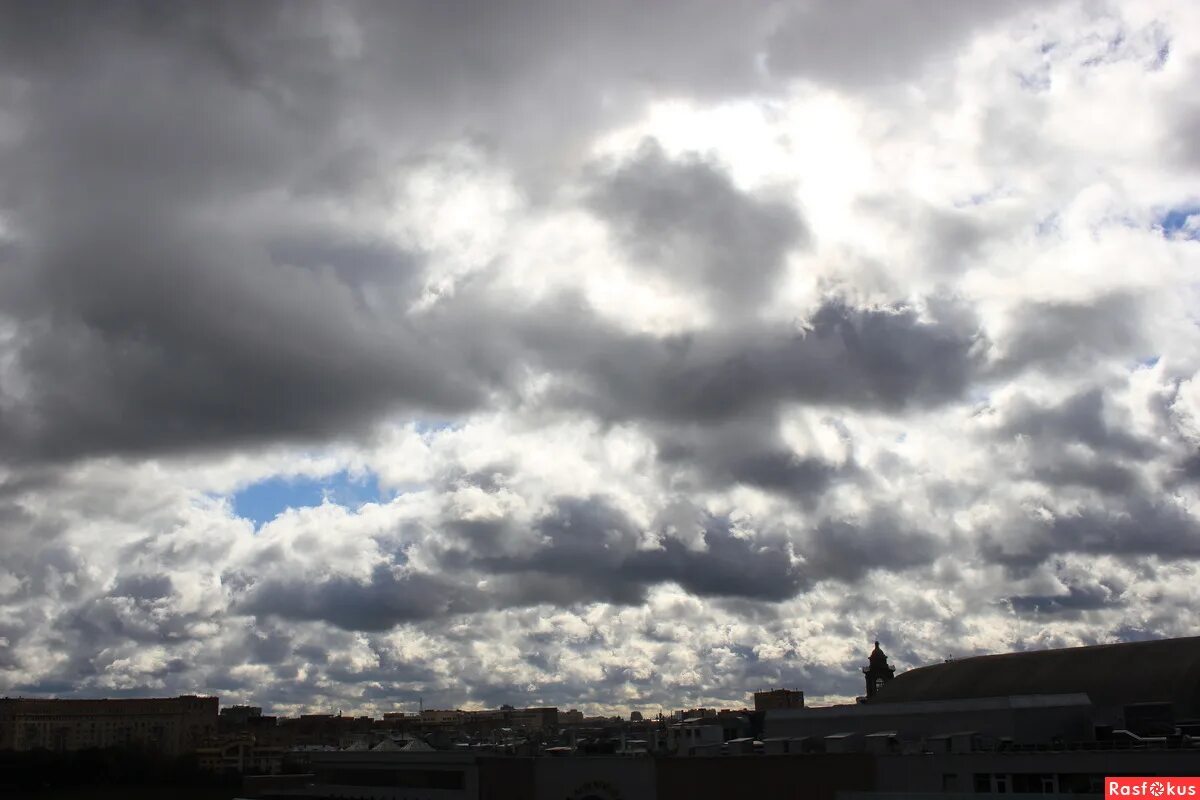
{"left": 0, "top": 0, "right": 1199, "bottom": 717}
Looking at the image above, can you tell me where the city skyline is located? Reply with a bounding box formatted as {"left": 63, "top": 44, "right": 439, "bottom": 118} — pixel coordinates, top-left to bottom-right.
{"left": 1, "top": 0, "right": 1199, "bottom": 719}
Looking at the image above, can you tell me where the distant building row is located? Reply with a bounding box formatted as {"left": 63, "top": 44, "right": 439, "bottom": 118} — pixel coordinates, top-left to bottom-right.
{"left": 0, "top": 695, "right": 216, "bottom": 756}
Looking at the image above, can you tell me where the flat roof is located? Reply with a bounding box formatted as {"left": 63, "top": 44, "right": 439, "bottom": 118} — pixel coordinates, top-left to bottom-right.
{"left": 767, "top": 693, "right": 1091, "bottom": 720}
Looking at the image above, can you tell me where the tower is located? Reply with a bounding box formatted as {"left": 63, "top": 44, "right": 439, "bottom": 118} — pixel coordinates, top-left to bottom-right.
{"left": 862, "top": 640, "right": 895, "bottom": 699}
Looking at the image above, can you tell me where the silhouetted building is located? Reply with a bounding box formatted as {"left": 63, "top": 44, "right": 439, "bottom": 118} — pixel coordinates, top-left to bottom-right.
{"left": 754, "top": 688, "right": 804, "bottom": 711}
{"left": 872, "top": 635, "right": 1200, "bottom": 728}
{"left": 507, "top": 707, "right": 558, "bottom": 731}
{"left": 0, "top": 695, "right": 217, "bottom": 755}
{"left": 218, "top": 704, "right": 262, "bottom": 725}
{"left": 248, "top": 745, "right": 1200, "bottom": 800}
{"left": 676, "top": 707, "right": 718, "bottom": 720}
{"left": 862, "top": 641, "right": 895, "bottom": 699}
{"left": 765, "top": 692, "right": 1094, "bottom": 744}
{"left": 218, "top": 704, "right": 277, "bottom": 739}
{"left": 456, "top": 706, "right": 558, "bottom": 733}
{"left": 195, "top": 736, "right": 286, "bottom": 774}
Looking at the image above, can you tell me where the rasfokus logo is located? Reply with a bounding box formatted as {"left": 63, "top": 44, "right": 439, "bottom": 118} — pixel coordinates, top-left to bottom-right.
{"left": 1107, "top": 778, "right": 1200, "bottom": 798}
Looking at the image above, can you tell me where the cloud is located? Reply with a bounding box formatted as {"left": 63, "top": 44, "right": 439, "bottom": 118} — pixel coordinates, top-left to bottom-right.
{"left": 510, "top": 295, "right": 986, "bottom": 424}
{"left": 765, "top": 0, "right": 1045, "bottom": 88}
{"left": 2, "top": 0, "right": 1200, "bottom": 715}
{"left": 588, "top": 140, "right": 806, "bottom": 315}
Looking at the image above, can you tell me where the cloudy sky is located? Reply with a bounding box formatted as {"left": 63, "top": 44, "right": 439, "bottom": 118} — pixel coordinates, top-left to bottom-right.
{"left": 1, "top": 0, "right": 1199, "bottom": 717}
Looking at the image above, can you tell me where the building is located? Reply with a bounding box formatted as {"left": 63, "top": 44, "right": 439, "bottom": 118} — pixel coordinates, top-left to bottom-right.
{"left": 765, "top": 693, "right": 1095, "bottom": 743}
{"left": 195, "top": 736, "right": 286, "bottom": 774}
{"left": 765, "top": 635, "right": 1200, "bottom": 749}
{"left": 0, "top": 695, "right": 217, "bottom": 756}
{"left": 247, "top": 749, "right": 878, "bottom": 800}
{"left": 753, "top": 688, "right": 804, "bottom": 711}
{"left": 862, "top": 641, "right": 896, "bottom": 700}
{"left": 219, "top": 705, "right": 263, "bottom": 725}
{"left": 505, "top": 707, "right": 558, "bottom": 731}
{"left": 274, "top": 713, "right": 375, "bottom": 749}
{"left": 871, "top": 635, "right": 1200, "bottom": 728}
{"left": 282, "top": 750, "right": 512, "bottom": 799}
{"left": 420, "top": 709, "right": 464, "bottom": 726}
{"left": 867, "top": 747, "right": 1200, "bottom": 796}
{"left": 666, "top": 718, "right": 724, "bottom": 756}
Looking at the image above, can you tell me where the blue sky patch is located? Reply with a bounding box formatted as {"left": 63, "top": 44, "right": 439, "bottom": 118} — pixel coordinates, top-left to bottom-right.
{"left": 1160, "top": 206, "right": 1200, "bottom": 239}
{"left": 233, "top": 470, "right": 386, "bottom": 528}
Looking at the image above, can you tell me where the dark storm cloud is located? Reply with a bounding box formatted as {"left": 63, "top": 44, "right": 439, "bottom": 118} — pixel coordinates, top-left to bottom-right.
{"left": 589, "top": 140, "right": 806, "bottom": 313}
{"left": 720, "top": 449, "right": 848, "bottom": 500}
{"left": 765, "top": 0, "right": 1045, "bottom": 88}
{"left": 804, "top": 514, "right": 941, "bottom": 583}
{"left": 0, "top": 224, "right": 478, "bottom": 462}
{"left": 238, "top": 566, "right": 488, "bottom": 632}
{"left": 239, "top": 498, "right": 808, "bottom": 632}
{"left": 236, "top": 496, "right": 944, "bottom": 632}
{"left": 508, "top": 295, "right": 986, "bottom": 423}
{"left": 997, "top": 388, "right": 1156, "bottom": 459}
{"left": 1029, "top": 457, "right": 1142, "bottom": 495}
{"left": 1008, "top": 583, "right": 1124, "bottom": 615}
{"left": 0, "top": 2, "right": 476, "bottom": 464}
{"left": 980, "top": 497, "right": 1200, "bottom": 570}
{"left": 60, "top": 588, "right": 214, "bottom": 647}
{"left": 112, "top": 574, "right": 174, "bottom": 602}
{"left": 0, "top": 0, "right": 1019, "bottom": 469}
{"left": 502, "top": 498, "right": 806, "bottom": 602}
{"left": 472, "top": 498, "right": 803, "bottom": 605}
{"left": 981, "top": 387, "right": 1161, "bottom": 495}
{"left": 652, "top": 415, "right": 854, "bottom": 502}
{"left": 992, "top": 292, "right": 1155, "bottom": 375}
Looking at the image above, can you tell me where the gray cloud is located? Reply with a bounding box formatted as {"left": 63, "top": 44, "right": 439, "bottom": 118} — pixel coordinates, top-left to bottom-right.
{"left": 992, "top": 292, "right": 1156, "bottom": 376}
{"left": 507, "top": 295, "right": 987, "bottom": 424}
{"left": 1008, "top": 584, "right": 1124, "bottom": 616}
{"left": 996, "top": 388, "right": 1156, "bottom": 460}
{"left": 766, "top": 0, "right": 1045, "bottom": 88}
{"left": 239, "top": 566, "right": 489, "bottom": 632}
{"left": 234, "top": 495, "right": 948, "bottom": 635}
{"left": 981, "top": 498, "right": 1200, "bottom": 570}
{"left": 589, "top": 140, "right": 806, "bottom": 314}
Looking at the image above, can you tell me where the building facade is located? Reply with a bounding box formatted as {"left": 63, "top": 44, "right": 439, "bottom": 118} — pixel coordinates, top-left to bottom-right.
{"left": 195, "top": 736, "right": 286, "bottom": 774}
{"left": 0, "top": 695, "right": 218, "bottom": 756}
{"left": 754, "top": 689, "right": 805, "bottom": 712}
